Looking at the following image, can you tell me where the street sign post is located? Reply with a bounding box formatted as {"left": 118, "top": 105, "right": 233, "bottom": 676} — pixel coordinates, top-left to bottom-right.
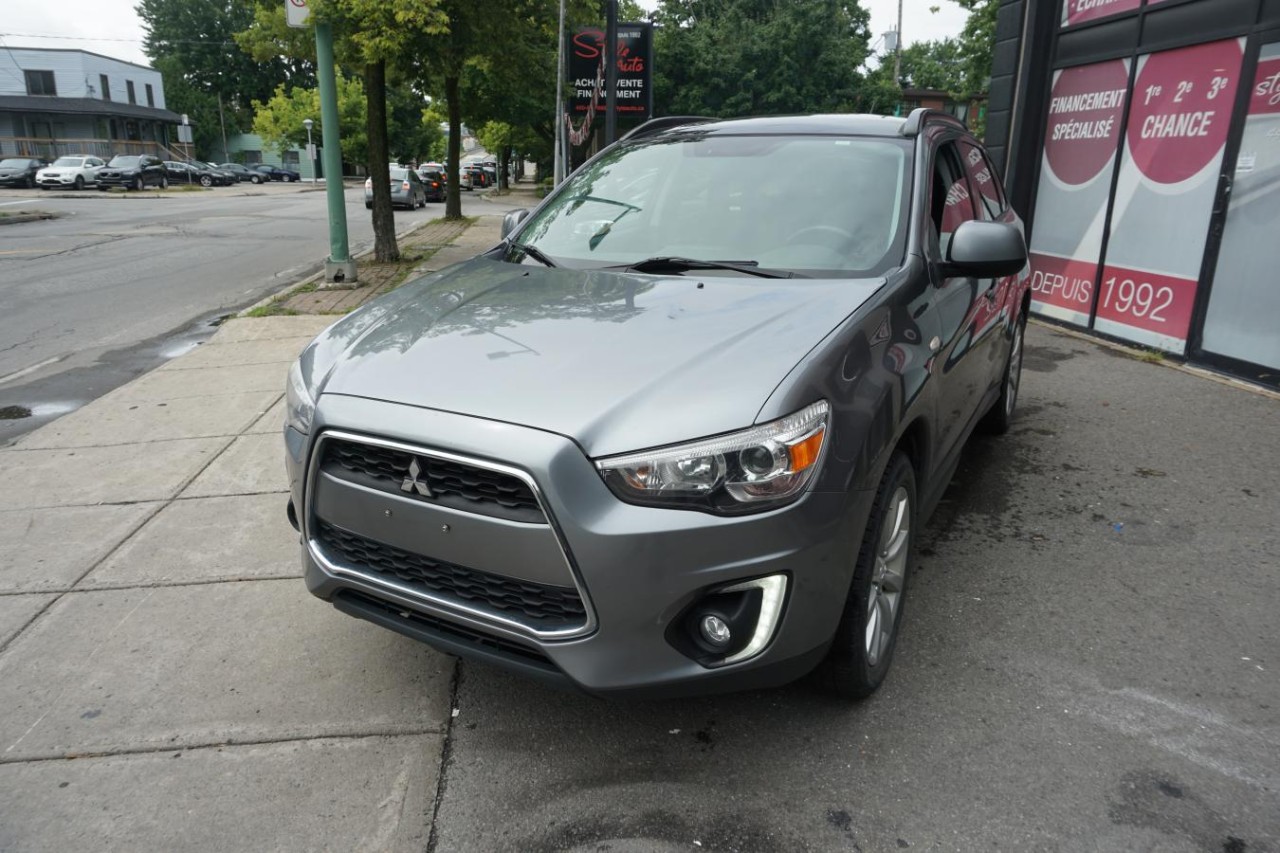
{"left": 286, "top": 0, "right": 309, "bottom": 29}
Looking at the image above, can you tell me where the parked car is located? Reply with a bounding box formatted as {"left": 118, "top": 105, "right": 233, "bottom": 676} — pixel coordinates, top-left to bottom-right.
{"left": 36, "top": 156, "right": 105, "bottom": 190}
{"left": 286, "top": 110, "right": 1029, "bottom": 700}
{"left": 418, "top": 169, "right": 446, "bottom": 202}
{"left": 363, "top": 167, "right": 427, "bottom": 210}
{"left": 96, "top": 155, "right": 167, "bottom": 190}
{"left": 254, "top": 164, "right": 301, "bottom": 182}
{"left": 219, "top": 163, "right": 266, "bottom": 184}
{"left": 0, "top": 157, "right": 49, "bottom": 189}
{"left": 164, "top": 160, "right": 222, "bottom": 187}
{"left": 194, "top": 161, "right": 237, "bottom": 186}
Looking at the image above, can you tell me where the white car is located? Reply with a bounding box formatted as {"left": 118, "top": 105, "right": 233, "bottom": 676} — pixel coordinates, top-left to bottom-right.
{"left": 37, "top": 156, "right": 106, "bottom": 190}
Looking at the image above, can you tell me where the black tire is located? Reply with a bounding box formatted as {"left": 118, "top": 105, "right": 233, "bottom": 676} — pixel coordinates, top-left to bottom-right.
{"left": 365, "top": 202, "right": 373, "bottom": 209}
{"left": 819, "top": 451, "right": 917, "bottom": 699}
{"left": 200, "top": 175, "right": 212, "bottom": 187}
{"left": 160, "top": 176, "right": 168, "bottom": 190}
{"left": 40, "top": 185, "right": 50, "bottom": 191}
{"left": 99, "top": 186, "right": 109, "bottom": 192}
{"left": 980, "top": 310, "right": 1026, "bottom": 436}
{"left": 133, "top": 176, "right": 144, "bottom": 191}
{"left": 73, "top": 176, "right": 84, "bottom": 191}
{"left": 26, "top": 176, "right": 35, "bottom": 189}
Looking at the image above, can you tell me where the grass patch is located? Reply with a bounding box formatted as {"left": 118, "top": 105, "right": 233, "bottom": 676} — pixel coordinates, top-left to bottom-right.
{"left": 1136, "top": 348, "right": 1165, "bottom": 364}
{"left": 245, "top": 301, "right": 298, "bottom": 318}
{"left": 165, "top": 184, "right": 206, "bottom": 192}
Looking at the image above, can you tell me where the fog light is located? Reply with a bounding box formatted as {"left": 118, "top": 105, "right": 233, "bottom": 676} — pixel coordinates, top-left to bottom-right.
{"left": 699, "top": 614, "right": 732, "bottom": 647}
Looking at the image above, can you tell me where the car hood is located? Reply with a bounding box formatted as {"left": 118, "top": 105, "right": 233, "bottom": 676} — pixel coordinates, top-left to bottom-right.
{"left": 311, "top": 256, "right": 883, "bottom": 456}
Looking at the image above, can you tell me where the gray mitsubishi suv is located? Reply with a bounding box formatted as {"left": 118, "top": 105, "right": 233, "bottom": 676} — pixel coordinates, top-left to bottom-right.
{"left": 284, "top": 111, "right": 1030, "bottom": 699}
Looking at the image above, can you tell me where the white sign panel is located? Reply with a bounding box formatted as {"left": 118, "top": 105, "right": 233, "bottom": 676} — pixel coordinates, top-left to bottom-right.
{"left": 286, "top": 0, "right": 310, "bottom": 29}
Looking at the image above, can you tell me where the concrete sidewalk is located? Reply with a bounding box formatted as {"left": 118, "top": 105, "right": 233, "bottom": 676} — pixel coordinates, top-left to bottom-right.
{"left": 0, "top": 222, "right": 507, "bottom": 849}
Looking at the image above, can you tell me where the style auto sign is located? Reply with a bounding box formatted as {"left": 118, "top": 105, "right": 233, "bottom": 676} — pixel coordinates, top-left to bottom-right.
{"left": 570, "top": 23, "right": 652, "bottom": 119}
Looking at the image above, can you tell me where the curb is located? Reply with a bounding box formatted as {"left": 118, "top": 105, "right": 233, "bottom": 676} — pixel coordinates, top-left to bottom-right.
{"left": 1030, "top": 317, "right": 1280, "bottom": 401}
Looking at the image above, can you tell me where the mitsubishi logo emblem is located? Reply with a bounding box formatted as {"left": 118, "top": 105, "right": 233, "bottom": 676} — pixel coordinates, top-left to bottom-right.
{"left": 400, "top": 457, "right": 433, "bottom": 497}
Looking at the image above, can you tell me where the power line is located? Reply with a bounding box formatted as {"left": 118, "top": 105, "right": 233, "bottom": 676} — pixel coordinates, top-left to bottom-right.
{"left": 0, "top": 31, "right": 239, "bottom": 47}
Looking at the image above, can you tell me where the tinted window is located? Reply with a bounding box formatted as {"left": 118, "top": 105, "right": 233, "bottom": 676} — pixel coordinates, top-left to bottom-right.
{"left": 957, "top": 141, "right": 1003, "bottom": 221}
{"left": 929, "top": 142, "right": 977, "bottom": 257}
{"left": 109, "top": 156, "right": 141, "bottom": 167}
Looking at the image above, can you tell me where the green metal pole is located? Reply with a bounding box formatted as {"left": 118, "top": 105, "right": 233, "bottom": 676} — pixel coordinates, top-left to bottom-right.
{"left": 315, "top": 21, "right": 355, "bottom": 282}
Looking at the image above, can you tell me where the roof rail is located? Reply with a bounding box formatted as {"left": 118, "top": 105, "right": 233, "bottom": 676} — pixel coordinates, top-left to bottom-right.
{"left": 898, "top": 107, "right": 968, "bottom": 137}
{"left": 619, "top": 115, "right": 715, "bottom": 142}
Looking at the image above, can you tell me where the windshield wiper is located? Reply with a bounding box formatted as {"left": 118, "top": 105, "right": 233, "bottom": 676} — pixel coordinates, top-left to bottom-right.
{"left": 567, "top": 194, "right": 641, "bottom": 212}
{"left": 613, "top": 256, "right": 799, "bottom": 279}
{"left": 508, "top": 242, "right": 557, "bottom": 268}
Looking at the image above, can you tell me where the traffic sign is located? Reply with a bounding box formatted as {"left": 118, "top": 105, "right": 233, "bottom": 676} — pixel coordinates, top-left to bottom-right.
{"left": 286, "top": 0, "right": 309, "bottom": 29}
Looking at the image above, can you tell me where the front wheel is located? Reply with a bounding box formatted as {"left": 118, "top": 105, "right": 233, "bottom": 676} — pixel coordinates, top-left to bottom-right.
{"left": 819, "top": 452, "right": 916, "bottom": 699}
{"left": 252, "top": 175, "right": 262, "bottom": 184}
{"left": 200, "top": 175, "right": 212, "bottom": 187}
{"left": 160, "top": 176, "right": 168, "bottom": 190}
{"left": 73, "top": 176, "right": 84, "bottom": 191}
{"left": 980, "top": 311, "right": 1026, "bottom": 435}
{"left": 133, "top": 176, "right": 144, "bottom": 191}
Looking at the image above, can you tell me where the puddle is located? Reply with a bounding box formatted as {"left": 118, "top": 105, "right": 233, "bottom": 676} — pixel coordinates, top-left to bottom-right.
{"left": 0, "top": 405, "right": 32, "bottom": 420}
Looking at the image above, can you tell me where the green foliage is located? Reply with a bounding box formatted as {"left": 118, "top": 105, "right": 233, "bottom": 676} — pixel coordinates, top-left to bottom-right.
{"left": 652, "top": 0, "right": 874, "bottom": 117}
{"left": 895, "top": 38, "right": 967, "bottom": 93}
{"left": 952, "top": 0, "right": 999, "bottom": 95}
{"left": 251, "top": 74, "right": 369, "bottom": 163}
{"left": 138, "top": 0, "right": 311, "bottom": 159}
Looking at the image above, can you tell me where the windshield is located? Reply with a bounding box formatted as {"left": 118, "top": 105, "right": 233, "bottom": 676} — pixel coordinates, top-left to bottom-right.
{"left": 0, "top": 159, "right": 30, "bottom": 168}
{"left": 108, "top": 156, "right": 141, "bottom": 168}
{"left": 52, "top": 157, "right": 85, "bottom": 167}
{"left": 516, "top": 134, "right": 911, "bottom": 277}
{"left": 389, "top": 168, "right": 409, "bottom": 180}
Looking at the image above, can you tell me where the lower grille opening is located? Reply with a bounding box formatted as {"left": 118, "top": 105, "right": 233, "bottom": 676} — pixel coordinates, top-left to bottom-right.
{"left": 336, "top": 590, "right": 560, "bottom": 673}
{"left": 316, "top": 520, "right": 587, "bottom": 631}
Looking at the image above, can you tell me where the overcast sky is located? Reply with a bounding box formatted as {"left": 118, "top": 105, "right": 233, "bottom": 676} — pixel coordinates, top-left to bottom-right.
{"left": 0, "top": 0, "right": 970, "bottom": 71}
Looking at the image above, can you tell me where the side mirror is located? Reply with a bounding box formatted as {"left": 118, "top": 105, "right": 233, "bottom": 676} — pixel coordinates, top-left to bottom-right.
{"left": 946, "top": 220, "right": 1027, "bottom": 278}
{"left": 501, "top": 208, "right": 530, "bottom": 240}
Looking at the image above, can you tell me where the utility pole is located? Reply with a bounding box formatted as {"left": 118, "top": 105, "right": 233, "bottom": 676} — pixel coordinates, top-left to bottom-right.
{"left": 217, "top": 92, "right": 229, "bottom": 163}
{"left": 604, "top": 0, "right": 618, "bottom": 145}
{"left": 893, "top": 0, "right": 904, "bottom": 90}
{"left": 553, "top": 0, "right": 567, "bottom": 185}
{"left": 314, "top": 22, "right": 356, "bottom": 284}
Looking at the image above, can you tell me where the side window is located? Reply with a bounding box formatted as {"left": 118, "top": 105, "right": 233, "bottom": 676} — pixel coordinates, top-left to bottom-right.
{"left": 958, "top": 140, "right": 1003, "bottom": 220}
{"left": 929, "top": 142, "right": 977, "bottom": 258}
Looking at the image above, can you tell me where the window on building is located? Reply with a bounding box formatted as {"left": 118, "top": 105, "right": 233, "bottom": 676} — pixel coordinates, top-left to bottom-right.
{"left": 24, "top": 70, "right": 56, "bottom": 96}
{"left": 282, "top": 150, "right": 300, "bottom": 166}
{"left": 100, "top": 74, "right": 111, "bottom": 101}
{"left": 243, "top": 150, "right": 263, "bottom": 164}
{"left": 127, "top": 81, "right": 136, "bottom": 105}
{"left": 145, "top": 84, "right": 155, "bottom": 107}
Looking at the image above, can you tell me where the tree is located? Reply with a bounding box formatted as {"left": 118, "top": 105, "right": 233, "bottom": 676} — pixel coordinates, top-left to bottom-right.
{"left": 138, "top": 0, "right": 311, "bottom": 159}
{"left": 895, "top": 38, "right": 967, "bottom": 93}
{"left": 250, "top": 74, "right": 369, "bottom": 166}
{"left": 652, "top": 0, "right": 874, "bottom": 117}
{"left": 951, "top": 0, "right": 999, "bottom": 135}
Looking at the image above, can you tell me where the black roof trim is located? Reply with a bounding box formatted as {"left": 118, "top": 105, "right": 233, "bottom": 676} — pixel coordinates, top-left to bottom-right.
{"left": 0, "top": 95, "right": 181, "bottom": 123}
{"left": 619, "top": 116, "right": 714, "bottom": 142}
{"left": 899, "top": 108, "right": 968, "bottom": 137}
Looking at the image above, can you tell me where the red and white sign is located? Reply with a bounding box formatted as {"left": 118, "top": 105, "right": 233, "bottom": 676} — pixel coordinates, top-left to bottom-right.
{"left": 1061, "top": 0, "right": 1141, "bottom": 29}
{"left": 1096, "top": 39, "right": 1244, "bottom": 352}
{"left": 1028, "top": 60, "right": 1129, "bottom": 327}
{"left": 1250, "top": 56, "right": 1280, "bottom": 117}
{"left": 286, "top": 0, "right": 309, "bottom": 29}
{"left": 1043, "top": 60, "right": 1130, "bottom": 185}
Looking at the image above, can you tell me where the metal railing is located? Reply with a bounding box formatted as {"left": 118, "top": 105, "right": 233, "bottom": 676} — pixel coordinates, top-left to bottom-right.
{"left": 0, "top": 137, "right": 192, "bottom": 162}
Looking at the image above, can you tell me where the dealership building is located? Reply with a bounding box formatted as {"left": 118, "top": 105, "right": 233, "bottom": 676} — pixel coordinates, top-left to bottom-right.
{"left": 983, "top": 0, "right": 1280, "bottom": 385}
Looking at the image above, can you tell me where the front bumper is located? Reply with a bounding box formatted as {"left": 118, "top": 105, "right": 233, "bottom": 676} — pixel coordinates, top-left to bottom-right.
{"left": 289, "top": 395, "right": 872, "bottom": 698}
{"left": 0, "top": 176, "right": 33, "bottom": 186}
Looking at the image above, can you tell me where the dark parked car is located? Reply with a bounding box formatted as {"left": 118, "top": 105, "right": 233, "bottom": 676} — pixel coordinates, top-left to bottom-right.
{"left": 285, "top": 111, "right": 1030, "bottom": 699}
{"left": 219, "top": 163, "right": 266, "bottom": 184}
{"left": 96, "top": 155, "right": 167, "bottom": 190}
{"left": 0, "top": 158, "right": 49, "bottom": 188}
{"left": 194, "top": 161, "right": 237, "bottom": 186}
{"left": 254, "top": 164, "right": 301, "bottom": 182}
{"left": 164, "top": 161, "right": 225, "bottom": 187}
{"left": 418, "top": 169, "right": 446, "bottom": 202}
{"left": 463, "top": 165, "right": 489, "bottom": 188}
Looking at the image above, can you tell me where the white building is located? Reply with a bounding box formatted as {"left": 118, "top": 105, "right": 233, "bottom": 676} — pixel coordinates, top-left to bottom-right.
{"left": 0, "top": 47, "right": 183, "bottom": 160}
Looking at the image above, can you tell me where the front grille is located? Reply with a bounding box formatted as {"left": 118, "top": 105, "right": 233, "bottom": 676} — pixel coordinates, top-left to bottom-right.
{"left": 317, "top": 521, "right": 586, "bottom": 630}
{"left": 322, "top": 438, "right": 544, "bottom": 524}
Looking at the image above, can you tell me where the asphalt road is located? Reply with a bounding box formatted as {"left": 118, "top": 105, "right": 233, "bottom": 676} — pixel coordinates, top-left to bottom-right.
{"left": 0, "top": 183, "right": 519, "bottom": 444}
{"left": 429, "top": 324, "right": 1280, "bottom": 852}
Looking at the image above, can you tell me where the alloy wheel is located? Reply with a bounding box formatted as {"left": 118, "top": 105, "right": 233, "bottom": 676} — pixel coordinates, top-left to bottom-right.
{"left": 866, "top": 486, "right": 909, "bottom": 667}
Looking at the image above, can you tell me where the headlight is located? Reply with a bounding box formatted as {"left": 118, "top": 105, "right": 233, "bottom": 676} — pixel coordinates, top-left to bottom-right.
{"left": 285, "top": 359, "right": 315, "bottom": 434}
{"left": 595, "top": 401, "right": 829, "bottom": 514}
